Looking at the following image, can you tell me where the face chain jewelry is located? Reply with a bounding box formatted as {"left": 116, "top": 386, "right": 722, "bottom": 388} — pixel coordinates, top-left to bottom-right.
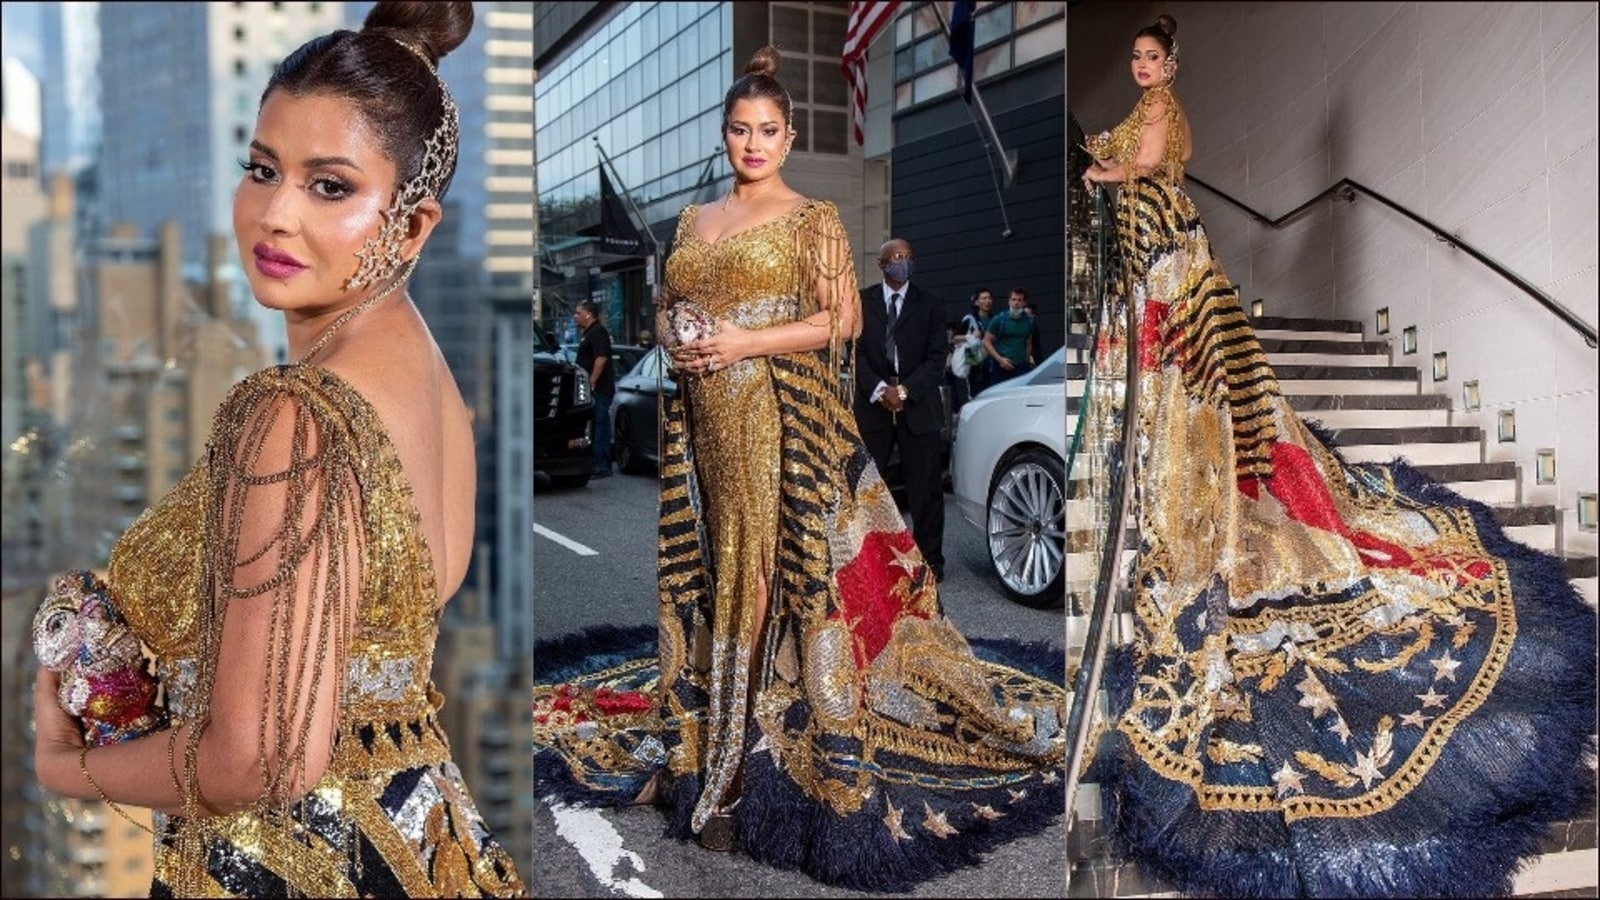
{"left": 337, "top": 37, "right": 459, "bottom": 288}
{"left": 302, "top": 35, "right": 458, "bottom": 365}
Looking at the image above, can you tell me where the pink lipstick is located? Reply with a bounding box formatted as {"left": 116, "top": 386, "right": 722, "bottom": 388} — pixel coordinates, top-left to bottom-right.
{"left": 253, "top": 243, "right": 307, "bottom": 279}
{"left": 742, "top": 156, "right": 766, "bottom": 168}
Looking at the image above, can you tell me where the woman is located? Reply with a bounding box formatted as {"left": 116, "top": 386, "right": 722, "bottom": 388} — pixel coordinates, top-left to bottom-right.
{"left": 534, "top": 47, "right": 1067, "bottom": 892}
{"left": 1081, "top": 15, "right": 1596, "bottom": 898}
{"left": 30, "top": 3, "right": 526, "bottom": 895}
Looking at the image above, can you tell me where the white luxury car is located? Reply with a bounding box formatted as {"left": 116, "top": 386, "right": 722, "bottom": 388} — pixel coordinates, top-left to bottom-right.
{"left": 951, "top": 347, "right": 1069, "bottom": 608}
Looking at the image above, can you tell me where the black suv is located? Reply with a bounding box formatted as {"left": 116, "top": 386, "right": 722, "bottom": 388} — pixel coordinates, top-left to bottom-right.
{"left": 534, "top": 319, "right": 595, "bottom": 488}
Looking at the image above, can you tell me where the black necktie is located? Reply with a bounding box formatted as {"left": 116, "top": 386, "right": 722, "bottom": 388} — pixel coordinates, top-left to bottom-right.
{"left": 886, "top": 291, "right": 901, "bottom": 374}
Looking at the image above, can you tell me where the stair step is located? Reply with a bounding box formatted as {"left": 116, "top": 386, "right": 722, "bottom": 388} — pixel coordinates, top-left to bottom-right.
{"left": 1559, "top": 552, "right": 1600, "bottom": 581}
{"left": 1275, "top": 365, "right": 1420, "bottom": 396}
{"left": 1248, "top": 315, "right": 1366, "bottom": 343}
{"left": 1412, "top": 461, "right": 1518, "bottom": 505}
{"left": 1326, "top": 426, "right": 1483, "bottom": 465}
{"left": 1291, "top": 393, "right": 1452, "bottom": 428}
{"left": 1494, "top": 504, "right": 1560, "bottom": 552}
{"left": 1256, "top": 338, "right": 1389, "bottom": 355}
{"left": 1260, "top": 338, "right": 1392, "bottom": 367}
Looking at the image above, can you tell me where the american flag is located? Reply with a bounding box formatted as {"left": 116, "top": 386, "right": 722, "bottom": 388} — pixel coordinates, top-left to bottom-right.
{"left": 842, "top": 2, "right": 901, "bottom": 146}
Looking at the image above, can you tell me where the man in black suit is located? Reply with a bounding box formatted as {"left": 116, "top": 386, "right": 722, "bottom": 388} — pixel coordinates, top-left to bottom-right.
{"left": 853, "top": 237, "right": 947, "bottom": 581}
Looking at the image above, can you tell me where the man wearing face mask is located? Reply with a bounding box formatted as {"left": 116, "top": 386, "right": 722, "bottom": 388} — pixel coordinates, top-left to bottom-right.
{"left": 983, "top": 286, "right": 1038, "bottom": 386}
{"left": 853, "top": 237, "right": 948, "bottom": 582}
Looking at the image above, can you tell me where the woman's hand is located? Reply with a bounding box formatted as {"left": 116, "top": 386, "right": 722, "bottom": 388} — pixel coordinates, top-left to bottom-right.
{"left": 678, "top": 320, "right": 752, "bottom": 376}
{"left": 33, "top": 667, "right": 86, "bottom": 795}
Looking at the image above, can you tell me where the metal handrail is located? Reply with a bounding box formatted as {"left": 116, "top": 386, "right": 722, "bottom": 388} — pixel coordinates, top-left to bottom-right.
{"left": 1185, "top": 173, "right": 1598, "bottom": 349}
{"left": 1061, "top": 183, "right": 1137, "bottom": 861}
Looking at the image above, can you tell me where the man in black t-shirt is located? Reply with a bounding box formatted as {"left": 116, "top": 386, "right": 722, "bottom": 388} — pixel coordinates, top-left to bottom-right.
{"left": 574, "top": 299, "right": 616, "bottom": 479}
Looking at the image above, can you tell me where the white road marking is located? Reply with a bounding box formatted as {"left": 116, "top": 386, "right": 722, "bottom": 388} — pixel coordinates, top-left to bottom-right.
{"left": 547, "top": 800, "right": 663, "bottom": 898}
{"left": 535, "top": 523, "right": 599, "bottom": 556}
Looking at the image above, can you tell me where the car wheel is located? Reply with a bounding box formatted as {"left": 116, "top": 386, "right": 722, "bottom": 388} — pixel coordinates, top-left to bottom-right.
{"left": 985, "top": 445, "right": 1066, "bottom": 609}
{"left": 614, "top": 411, "right": 644, "bottom": 474}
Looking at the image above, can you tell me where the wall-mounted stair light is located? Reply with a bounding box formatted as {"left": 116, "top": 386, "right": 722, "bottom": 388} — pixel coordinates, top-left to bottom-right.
{"left": 1402, "top": 326, "right": 1417, "bottom": 355}
{"left": 1251, "top": 298, "right": 1264, "bottom": 317}
{"left": 1497, "top": 408, "right": 1516, "bottom": 443}
{"left": 1535, "top": 449, "right": 1556, "bottom": 485}
{"left": 1376, "top": 307, "right": 1390, "bottom": 335}
{"left": 1432, "top": 352, "right": 1448, "bottom": 382}
{"left": 1579, "top": 493, "right": 1597, "bottom": 533}
{"left": 1462, "top": 380, "right": 1481, "bottom": 412}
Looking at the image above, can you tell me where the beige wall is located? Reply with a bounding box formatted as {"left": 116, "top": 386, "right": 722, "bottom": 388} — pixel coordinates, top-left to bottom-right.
{"left": 1070, "top": 1, "right": 1599, "bottom": 552}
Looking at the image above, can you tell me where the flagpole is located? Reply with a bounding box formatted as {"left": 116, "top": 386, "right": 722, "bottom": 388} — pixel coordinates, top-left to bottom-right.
{"left": 593, "top": 137, "right": 661, "bottom": 287}
{"left": 930, "top": 1, "right": 1017, "bottom": 188}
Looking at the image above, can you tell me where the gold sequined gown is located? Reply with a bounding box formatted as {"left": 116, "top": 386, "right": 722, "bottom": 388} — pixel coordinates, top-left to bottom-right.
{"left": 1086, "top": 85, "right": 1597, "bottom": 898}
{"left": 533, "top": 200, "right": 1068, "bottom": 892}
{"left": 108, "top": 365, "right": 525, "bottom": 897}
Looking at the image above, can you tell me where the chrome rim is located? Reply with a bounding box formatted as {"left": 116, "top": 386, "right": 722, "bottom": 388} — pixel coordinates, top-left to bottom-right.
{"left": 987, "top": 460, "right": 1066, "bottom": 597}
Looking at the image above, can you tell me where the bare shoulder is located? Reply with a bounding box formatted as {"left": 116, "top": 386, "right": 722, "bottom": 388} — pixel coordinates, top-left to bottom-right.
{"left": 318, "top": 308, "right": 459, "bottom": 437}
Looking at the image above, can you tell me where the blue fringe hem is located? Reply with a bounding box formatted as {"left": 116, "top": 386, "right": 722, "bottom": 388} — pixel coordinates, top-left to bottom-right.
{"left": 1097, "top": 443, "right": 1599, "bottom": 898}
{"left": 533, "top": 624, "right": 1068, "bottom": 892}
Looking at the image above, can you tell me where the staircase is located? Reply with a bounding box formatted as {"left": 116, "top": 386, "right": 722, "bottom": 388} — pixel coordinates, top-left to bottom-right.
{"left": 1062, "top": 313, "right": 1600, "bottom": 898}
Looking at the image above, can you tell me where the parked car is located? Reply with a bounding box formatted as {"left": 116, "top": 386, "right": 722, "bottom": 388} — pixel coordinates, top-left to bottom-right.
{"left": 534, "top": 320, "right": 595, "bottom": 488}
{"left": 611, "top": 346, "right": 677, "bottom": 473}
{"left": 560, "top": 342, "right": 648, "bottom": 380}
{"left": 950, "top": 347, "right": 1068, "bottom": 608}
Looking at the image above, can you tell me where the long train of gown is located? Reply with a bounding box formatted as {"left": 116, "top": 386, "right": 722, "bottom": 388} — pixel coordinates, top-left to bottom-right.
{"left": 534, "top": 200, "right": 1068, "bottom": 892}
{"left": 1091, "top": 170, "right": 1598, "bottom": 898}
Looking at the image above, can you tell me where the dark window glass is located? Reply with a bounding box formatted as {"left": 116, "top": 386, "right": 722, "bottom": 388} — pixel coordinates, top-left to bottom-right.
{"left": 813, "top": 60, "right": 846, "bottom": 106}
{"left": 812, "top": 109, "right": 847, "bottom": 155}
{"left": 772, "top": 6, "right": 808, "bottom": 54}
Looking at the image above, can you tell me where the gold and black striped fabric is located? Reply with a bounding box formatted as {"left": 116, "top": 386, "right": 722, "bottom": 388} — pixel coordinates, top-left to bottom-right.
{"left": 1119, "top": 176, "right": 1281, "bottom": 482}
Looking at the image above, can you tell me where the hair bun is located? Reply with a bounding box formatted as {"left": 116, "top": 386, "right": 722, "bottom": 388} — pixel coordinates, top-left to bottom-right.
{"left": 1154, "top": 14, "right": 1178, "bottom": 37}
{"left": 745, "top": 45, "right": 782, "bottom": 79}
{"left": 365, "top": 0, "right": 474, "bottom": 65}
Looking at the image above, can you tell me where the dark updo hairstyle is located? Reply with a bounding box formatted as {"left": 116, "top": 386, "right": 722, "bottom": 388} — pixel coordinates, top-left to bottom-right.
{"left": 1134, "top": 14, "right": 1178, "bottom": 57}
{"left": 722, "top": 45, "right": 794, "bottom": 129}
{"left": 261, "top": 1, "right": 473, "bottom": 201}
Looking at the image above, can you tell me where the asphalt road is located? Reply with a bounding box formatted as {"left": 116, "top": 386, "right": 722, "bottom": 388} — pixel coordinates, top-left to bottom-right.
{"left": 531, "top": 468, "right": 1069, "bottom": 898}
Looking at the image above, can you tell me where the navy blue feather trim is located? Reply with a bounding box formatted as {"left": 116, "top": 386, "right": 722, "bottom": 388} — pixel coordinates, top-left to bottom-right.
{"left": 1096, "top": 453, "right": 1598, "bottom": 898}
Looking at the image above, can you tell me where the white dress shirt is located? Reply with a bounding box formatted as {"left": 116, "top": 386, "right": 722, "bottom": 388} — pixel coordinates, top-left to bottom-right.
{"left": 871, "top": 280, "right": 908, "bottom": 403}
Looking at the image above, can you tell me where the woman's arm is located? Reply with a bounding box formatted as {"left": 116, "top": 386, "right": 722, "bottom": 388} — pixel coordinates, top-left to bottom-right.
{"left": 35, "top": 380, "right": 360, "bottom": 817}
{"left": 34, "top": 671, "right": 195, "bottom": 816}
{"left": 1131, "top": 98, "right": 1172, "bottom": 175}
{"left": 1083, "top": 98, "right": 1176, "bottom": 187}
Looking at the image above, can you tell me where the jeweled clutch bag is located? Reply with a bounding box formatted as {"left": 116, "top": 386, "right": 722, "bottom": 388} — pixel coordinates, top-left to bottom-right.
{"left": 665, "top": 301, "right": 717, "bottom": 348}
{"left": 32, "top": 570, "right": 166, "bottom": 745}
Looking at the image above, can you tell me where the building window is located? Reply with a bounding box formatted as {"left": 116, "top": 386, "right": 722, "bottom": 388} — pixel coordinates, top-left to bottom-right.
{"left": 234, "top": 26, "right": 245, "bottom": 42}
{"left": 892, "top": 1, "right": 1062, "bottom": 112}
{"left": 235, "top": 125, "right": 248, "bottom": 144}
{"left": 234, "top": 59, "right": 246, "bottom": 77}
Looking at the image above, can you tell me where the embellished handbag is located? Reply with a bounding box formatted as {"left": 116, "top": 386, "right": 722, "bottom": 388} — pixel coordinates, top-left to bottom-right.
{"left": 662, "top": 301, "right": 717, "bottom": 372}
{"left": 664, "top": 301, "right": 717, "bottom": 347}
{"left": 32, "top": 570, "right": 166, "bottom": 745}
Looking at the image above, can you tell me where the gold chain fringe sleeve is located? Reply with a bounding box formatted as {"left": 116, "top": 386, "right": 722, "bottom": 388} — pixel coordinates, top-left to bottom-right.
{"left": 177, "top": 370, "right": 365, "bottom": 844}
{"left": 1091, "top": 85, "right": 1185, "bottom": 186}
{"left": 794, "top": 200, "right": 860, "bottom": 404}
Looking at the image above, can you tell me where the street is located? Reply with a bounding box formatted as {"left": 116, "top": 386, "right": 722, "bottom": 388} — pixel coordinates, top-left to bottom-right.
{"left": 531, "top": 468, "right": 1069, "bottom": 898}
